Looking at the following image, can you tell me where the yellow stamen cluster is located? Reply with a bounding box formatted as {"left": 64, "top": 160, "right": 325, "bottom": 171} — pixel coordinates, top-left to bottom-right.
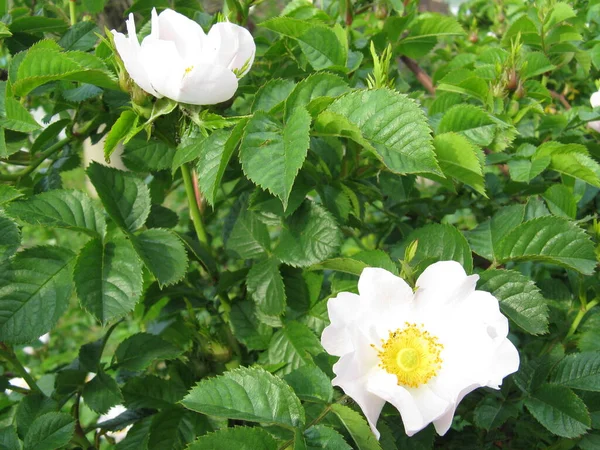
{"left": 184, "top": 66, "right": 194, "bottom": 75}
{"left": 376, "top": 322, "right": 443, "bottom": 388}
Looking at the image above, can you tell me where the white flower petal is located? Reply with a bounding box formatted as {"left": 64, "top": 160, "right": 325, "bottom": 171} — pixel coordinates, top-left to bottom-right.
{"left": 156, "top": 8, "right": 206, "bottom": 62}
{"left": 358, "top": 268, "right": 413, "bottom": 310}
{"left": 414, "top": 261, "right": 478, "bottom": 310}
{"left": 591, "top": 91, "right": 600, "bottom": 108}
{"left": 367, "top": 371, "right": 450, "bottom": 437}
{"left": 203, "top": 22, "right": 256, "bottom": 76}
{"left": 589, "top": 120, "right": 600, "bottom": 133}
{"left": 321, "top": 292, "right": 362, "bottom": 356}
{"left": 179, "top": 64, "right": 239, "bottom": 105}
{"left": 112, "top": 24, "right": 160, "bottom": 97}
{"left": 139, "top": 37, "right": 185, "bottom": 99}
{"left": 432, "top": 383, "right": 479, "bottom": 435}
{"left": 486, "top": 338, "right": 520, "bottom": 388}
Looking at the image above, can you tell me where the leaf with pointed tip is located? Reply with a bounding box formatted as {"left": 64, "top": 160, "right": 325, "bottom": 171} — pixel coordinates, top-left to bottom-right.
{"left": 6, "top": 189, "right": 106, "bottom": 237}
{"left": 73, "top": 234, "right": 143, "bottom": 323}
{"left": 0, "top": 246, "right": 75, "bottom": 344}
{"left": 82, "top": 371, "right": 123, "bottom": 414}
{"left": 0, "top": 214, "right": 19, "bottom": 260}
{"left": 247, "top": 259, "right": 286, "bottom": 316}
{"left": 182, "top": 366, "right": 305, "bottom": 428}
{"left": 265, "top": 321, "right": 324, "bottom": 374}
{"left": 551, "top": 353, "right": 600, "bottom": 392}
{"left": 331, "top": 404, "right": 382, "bottom": 450}
{"left": 130, "top": 229, "right": 187, "bottom": 287}
{"left": 23, "top": 412, "right": 74, "bottom": 450}
{"left": 87, "top": 162, "right": 150, "bottom": 232}
{"left": 114, "top": 332, "right": 183, "bottom": 371}
{"left": 240, "top": 107, "right": 311, "bottom": 209}
{"left": 188, "top": 427, "right": 279, "bottom": 450}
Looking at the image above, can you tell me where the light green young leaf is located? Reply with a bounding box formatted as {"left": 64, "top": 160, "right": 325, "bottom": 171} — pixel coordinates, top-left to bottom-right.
{"left": 316, "top": 88, "right": 440, "bottom": 175}
{"left": 0, "top": 246, "right": 75, "bottom": 344}
{"left": 181, "top": 366, "right": 305, "bottom": 428}
{"left": 0, "top": 97, "right": 41, "bottom": 133}
{"left": 284, "top": 72, "right": 350, "bottom": 121}
{"left": 520, "top": 52, "right": 556, "bottom": 79}
{"left": 6, "top": 189, "right": 106, "bottom": 237}
{"left": 247, "top": 258, "right": 286, "bottom": 316}
{"left": 542, "top": 185, "right": 576, "bottom": 219}
{"left": 130, "top": 229, "right": 188, "bottom": 287}
{"left": 0, "top": 185, "right": 22, "bottom": 204}
{"left": 73, "top": 234, "right": 143, "bottom": 323}
{"left": 330, "top": 404, "right": 382, "bottom": 450}
{"left": 433, "top": 132, "right": 486, "bottom": 196}
{"left": 508, "top": 157, "right": 551, "bottom": 183}
{"left": 403, "top": 13, "right": 465, "bottom": 40}
{"left": 105, "top": 110, "right": 138, "bottom": 162}
{"left": 240, "top": 107, "right": 311, "bottom": 209}
{"left": 496, "top": 216, "right": 596, "bottom": 275}
{"left": 437, "top": 104, "right": 496, "bottom": 146}
{"left": 524, "top": 384, "right": 590, "bottom": 438}
{"left": 188, "top": 426, "right": 279, "bottom": 450}
{"left": 478, "top": 269, "right": 548, "bottom": 335}
{"left": 114, "top": 332, "right": 183, "bottom": 371}
{"left": 86, "top": 162, "right": 151, "bottom": 232}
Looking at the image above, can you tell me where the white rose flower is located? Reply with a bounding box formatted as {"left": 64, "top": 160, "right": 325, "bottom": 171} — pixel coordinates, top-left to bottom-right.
{"left": 589, "top": 91, "right": 600, "bottom": 133}
{"left": 321, "top": 261, "right": 519, "bottom": 438}
{"left": 111, "top": 8, "right": 255, "bottom": 105}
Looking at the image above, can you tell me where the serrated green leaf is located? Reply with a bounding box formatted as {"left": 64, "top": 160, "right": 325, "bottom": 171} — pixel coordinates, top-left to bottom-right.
{"left": 230, "top": 301, "right": 273, "bottom": 351}
{"left": 534, "top": 142, "right": 600, "bottom": 188}
{"left": 331, "top": 404, "right": 382, "bottom": 450}
{"left": 122, "top": 375, "right": 187, "bottom": 409}
{"left": 105, "top": 110, "right": 138, "bottom": 162}
{"left": 130, "top": 229, "right": 187, "bottom": 287}
{"left": 496, "top": 216, "right": 596, "bottom": 275}
{"left": 182, "top": 366, "right": 305, "bottom": 428}
{"left": 226, "top": 208, "right": 270, "bottom": 259}
{"left": 283, "top": 365, "right": 333, "bottom": 403}
{"left": 240, "top": 107, "right": 311, "bottom": 209}
{"left": 122, "top": 138, "right": 176, "bottom": 172}
{"left": 114, "top": 332, "right": 183, "bottom": 371}
{"left": 197, "top": 121, "right": 246, "bottom": 206}
{"left": 403, "top": 13, "right": 464, "bottom": 40}
{"left": 316, "top": 89, "right": 439, "bottom": 175}
{"left": 544, "top": 3, "right": 576, "bottom": 29}
{"left": 73, "top": 234, "right": 143, "bottom": 323}
{"left": 0, "top": 185, "right": 22, "bottom": 204}
{"left": 0, "top": 96, "right": 41, "bottom": 132}
{"left": 305, "top": 425, "right": 352, "bottom": 450}
{"left": 58, "top": 21, "right": 99, "bottom": 51}
{"left": 82, "top": 370, "right": 123, "bottom": 414}
{"left": 473, "top": 397, "right": 519, "bottom": 431}
{"left": 433, "top": 132, "right": 486, "bottom": 196}
{"left": 247, "top": 258, "right": 286, "bottom": 316}
{"left": 114, "top": 417, "right": 151, "bottom": 450}
{"left": 551, "top": 353, "right": 600, "bottom": 392}
{"left": 520, "top": 52, "right": 556, "bottom": 79}
{"left": 478, "top": 269, "right": 548, "bottom": 335}
{"left": 437, "top": 70, "right": 489, "bottom": 102}
{"left": 9, "top": 17, "right": 68, "bottom": 34}
{"left": 275, "top": 202, "right": 342, "bottom": 267}
{"left": 466, "top": 204, "right": 525, "bottom": 261}
{"left": 147, "top": 409, "right": 203, "bottom": 450}
{"left": 284, "top": 72, "right": 350, "bottom": 121}
{"left": 16, "top": 394, "right": 58, "bottom": 439}
{"left": 508, "top": 157, "right": 551, "bottom": 183}
{"left": 0, "top": 246, "right": 75, "bottom": 344}
{"left": 309, "top": 250, "right": 397, "bottom": 276}
{"left": 542, "top": 185, "right": 576, "bottom": 219}
{"left": 252, "top": 79, "right": 296, "bottom": 113}
{"left": 0, "top": 427, "right": 20, "bottom": 450}
{"left": 437, "top": 105, "right": 496, "bottom": 146}
{"left": 524, "top": 384, "right": 590, "bottom": 438}
{"left": 266, "top": 321, "right": 323, "bottom": 374}
{"left": 394, "top": 223, "right": 473, "bottom": 274}
{"left": 87, "top": 162, "right": 150, "bottom": 232}
{"left": 0, "top": 214, "right": 19, "bottom": 260}
{"left": 23, "top": 412, "right": 74, "bottom": 450}
{"left": 261, "top": 17, "right": 347, "bottom": 70}
{"left": 188, "top": 427, "right": 279, "bottom": 450}
{"left": 6, "top": 189, "right": 106, "bottom": 237}
{"left": 0, "top": 23, "right": 12, "bottom": 38}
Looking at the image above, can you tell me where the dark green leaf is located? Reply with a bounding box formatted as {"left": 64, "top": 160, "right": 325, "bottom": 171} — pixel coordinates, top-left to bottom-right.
{"left": 551, "top": 353, "right": 600, "bottom": 392}
{"left": 122, "top": 375, "right": 187, "bottom": 409}
{"left": 247, "top": 258, "right": 286, "bottom": 316}
{"left": 266, "top": 321, "right": 324, "bottom": 374}
{"left": 23, "top": 412, "right": 74, "bottom": 450}
{"left": 114, "top": 332, "right": 183, "bottom": 371}
{"left": 331, "top": 404, "right": 382, "bottom": 450}
{"left": 0, "top": 214, "right": 19, "bottom": 260}
{"left": 283, "top": 365, "right": 333, "bottom": 403}
{"left": 188, "top": 427, "right": 279, "bottom": 450}
{"left": 82, "top": 371, "right": 123, "bottom": 414}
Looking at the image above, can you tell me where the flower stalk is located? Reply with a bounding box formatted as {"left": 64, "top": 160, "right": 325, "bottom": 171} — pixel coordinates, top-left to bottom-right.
{"left": 181, "top": 163, "right": 209, "bottom": 246}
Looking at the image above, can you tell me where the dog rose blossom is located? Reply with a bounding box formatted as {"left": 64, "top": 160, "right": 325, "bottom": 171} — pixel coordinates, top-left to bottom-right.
{"left": 321, "top": 261, "right": 519, "bottom": 438}
{"left": 112, "top": 8, "right": 255, "bottom": 105}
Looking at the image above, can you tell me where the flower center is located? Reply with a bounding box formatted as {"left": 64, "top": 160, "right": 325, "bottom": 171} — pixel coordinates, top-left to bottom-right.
{"left": 184, "top": 66, "right": 194, "bottom": 76}
{"left": 377, "top": 323, "right": 443, "bottom": 388}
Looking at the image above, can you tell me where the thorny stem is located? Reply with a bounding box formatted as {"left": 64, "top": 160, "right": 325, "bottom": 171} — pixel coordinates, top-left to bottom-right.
{"left": 0, "top": 343, "right": 42, "bottom": 394}
{"left": 181, "top": 163, "right": 209, "bottom": 246}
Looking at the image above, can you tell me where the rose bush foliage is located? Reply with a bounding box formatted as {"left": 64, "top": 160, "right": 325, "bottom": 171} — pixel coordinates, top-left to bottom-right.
{"left": 0, "top": 0, "right": 599, "bottom": 449}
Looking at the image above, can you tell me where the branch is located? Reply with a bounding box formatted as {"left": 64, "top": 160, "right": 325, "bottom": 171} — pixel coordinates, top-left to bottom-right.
{"left": 550, "top": 90, "right": 571, "bottom": 110}
{"left": 399, "top": 56, "right": 436, "bottom": 96}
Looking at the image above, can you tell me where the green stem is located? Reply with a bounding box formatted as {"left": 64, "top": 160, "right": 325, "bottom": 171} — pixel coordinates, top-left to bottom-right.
{"left": 0, "top": 344, "right": 42, "bottom": 394}
{"left": 566, "top": 298, "right": 600, "bottom": 340}
{"left": 181, "top": 163, "right": 209, "bottom": 246}
{"left": 69, "top": 0, "right": 76, "bottom": 26}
